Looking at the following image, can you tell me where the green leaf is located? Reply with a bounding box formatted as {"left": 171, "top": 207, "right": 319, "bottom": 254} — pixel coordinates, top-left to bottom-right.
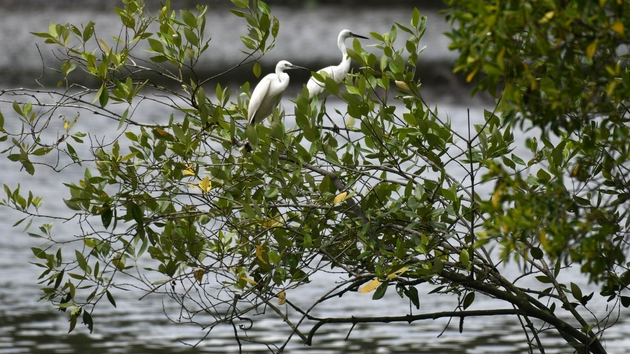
{"left": 303, "top": 233, "right": 312, "bottom": 248}
{"left": 433, "top": 257, "right": 443, "bottom": 274}
{"left": 241, "top": 200, "right": 257, "bottom": 218}
{"left": 268, "top": 251, "right": 280, "bottom": 264}
{"left": 253, "top": 61, "right": 262, "bottom": 78}
{"left": 21, "top": 160, "right": 35, "bottom": 175}
{"left": 460, "top": 249, "right": 470, "bottom": 268}
{"left": 180, "top": 10, "right": 197, "bottom": 27}
{"left": 92, "top": 83, "right": 105, "bottom": 104}
{"left": 511, "top": 153, "right": 525, "bottom": 166}
{"left": 183, "top": 28, "right": 198, "bottom": 46}
{"left": 54, "top": 269, "right": 64, "bottom": 289}
{"left": 75, "top": 250, "right": 88, "bottom": 272}
{"left": 106, "top": 290, "right": 117, "bottom": 308}
{"left": 68, "top": 273, "right": 86, "bottom": 280}
{"left": 147, "top": 38, "right": 164, "bottom": 53}
{"left": 63, "top": 198, "right": 82, "bottom": 211}
{"left": 130, "top": 202, "right": 143, "bottom": 226}
{"left": 405, "top": 286, "right": 420, "bottom": 309}
{"left": 12, "top": 101, "right": 23, "bottom": 116}
{"left": 31, "top": 247, "right": 47, "bottom": 259}
{"left": 463, "top": 291, "right": 475, "bottom": 309}
{"left": 441, "top": 187, "right": 456, "bottom": 202}
{"left": 31, "top": 31, "right": 54, "bottom": 39}
{"left": 245, "top": 124, "right": 258, "bottom": 147}
{"left": 502, "top": 156, "right": 515, "bottom": 170}
{"left": 101, "top": 207, "right": 113, "bottom": 229}
{"left": 99, "top": 84, "right": 109, "bottom": 108}
{"left": 271, "top": 17, "right": 280, "bottom": 38}
{"left": 264, "top": 187, "right": 279, "bottom": 199}
{"left": 83, "top": 21, "right": 95, "bottom": 41}
{"left": 530, "top": 247, "right": 543, "bottom": 260}
{"left": 411, "top": 8, "right": 420, "bottom": 28}
{"left": 231, "top": 0, "right": 248, "bottom": 9}
{"left": 570, "top": 282, "right": 583, "bottom": 302}
{"left": 373, "top": 280, "right": 389, "bottom": 300}
{"left": 68, "top": 313, "right": 78, "bottom": 333}
{"left": 82, "top": 311, "right": 93, "bottom": 333}
{"left": 258, "top": 0, "right": 270, "bottom": 15}
{"left": 536, "top": 169, "right": 551, "bottom": 182}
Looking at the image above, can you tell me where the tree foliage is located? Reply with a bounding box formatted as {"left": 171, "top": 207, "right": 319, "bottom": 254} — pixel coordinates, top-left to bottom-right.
{"left": 0, "top": 0, "right": 629, "bottom": 353}
{"left": 446, "top": 0, "right": 630, "bottom": 291}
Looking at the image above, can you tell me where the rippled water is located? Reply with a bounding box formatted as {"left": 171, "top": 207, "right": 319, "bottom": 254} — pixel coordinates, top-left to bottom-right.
{"left": 1, "top": 4, "right": 629, "bottom": 354}
{"left": 2, "top": 96, "right": 629, "bottom": 353}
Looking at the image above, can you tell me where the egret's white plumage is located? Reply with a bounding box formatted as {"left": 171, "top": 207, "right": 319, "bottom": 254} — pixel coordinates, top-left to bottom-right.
{"left": 247, "top": 60, "right": 305, "bottom": 126}
{"left": 306, "top": 29, "right": 368, "bottom": 101}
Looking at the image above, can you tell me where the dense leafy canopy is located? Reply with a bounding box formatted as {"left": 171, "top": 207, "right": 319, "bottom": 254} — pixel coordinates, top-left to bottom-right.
{"left": 0, "top": 0, "right": 629, "bottom": 353}
{"left": 446, "top": 0, "right": 630, "bottom": 291}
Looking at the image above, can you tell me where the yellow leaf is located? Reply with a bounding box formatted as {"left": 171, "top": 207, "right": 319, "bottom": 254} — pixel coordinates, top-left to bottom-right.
{"left": 539, "top": 11, "right": 555, "bottom": 24}
{"left": 278, "top": 290, "right": 286, "bottom": 305}
{"left": 242, "top": 277, "right": 258, "bottom": 285}
{"left": 256, "top": 244, "right": 268, "bottom": 264}
{"left": 497, "top": 47, "right": 505, "bottom": 61}
{"left": 120, "top": 152, "right": 137, "bottom": 162}
{"left": 153, "top": 128, "right": 175, "bottom": 141}
{"left": 475, "top": 230, "right": 487, "bottom": 239}
{"left": 63, "top": 119, "right": 70, "bottom": 131}
{"left": 333, "top": 192, "right": 348, "bottom": 205}
{"left": 465, "top": 67, "right": 478, "bottom": 83}
{"left": 394, "top": 80, "right": 410, "bottom": 91}
{"left": 183, "top": 164, "right": 195, "bottom": 176}
{"left": 359, "top": 279, "right": 381, "bottom": 293}
{"left": 263, "top": 216, "right": 282, "bottom": 229}
{"left": 387, "top": 267, "right": 408, "bottom": 280}
{"left": 194, "top": 268, "right": 205, "bottom": 283}
{"left": 529, "top": 76, "right": 537, "bottom": 91}
{"left": 198, "top": 176, "right": 212, "bottom": 193}
{"left": 346, "top": 116, "right": 356, "bottom": 128}
{"left": 492, "top": 189, "right": 500, "bottom": 208}
{"left": 611, "top": 20, "right": 624, "bottom": 36}
{"left": 571, "top": 165, "right": 580, "bottom": 177}
{"left": 539, "top": 230, "right": 550, "bottom": 252}
{"left": 496, "top": 47, "right": 506, "bottom": 70}
{"left": 98, "top": 38, "right": 110, "bottom": 54}
{"left": 586, "top": 40, "right": 597, "bottom": 59}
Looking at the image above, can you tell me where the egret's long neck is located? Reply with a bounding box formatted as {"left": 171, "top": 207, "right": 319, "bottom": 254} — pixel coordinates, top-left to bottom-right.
{"left": 276, "top": 67, "right": 288, "bottom": 82}
{"left": 338, "top": 36, "right": 351, "bottom": 68}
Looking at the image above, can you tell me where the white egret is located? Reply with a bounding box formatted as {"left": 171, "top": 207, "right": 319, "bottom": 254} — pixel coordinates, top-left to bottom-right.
{"left": 306, "top": 29, "right": 368, "bottom": 101}
{"left": 247, "top": 60, "right": 306, "bottom": 126}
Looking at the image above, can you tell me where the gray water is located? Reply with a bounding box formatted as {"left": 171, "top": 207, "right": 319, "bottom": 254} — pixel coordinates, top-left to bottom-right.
{"left": 1, "top": 4, "right": 629, "bottom": 354}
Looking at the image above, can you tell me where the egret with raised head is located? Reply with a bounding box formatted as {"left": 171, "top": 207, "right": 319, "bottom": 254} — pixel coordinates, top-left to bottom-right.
{"left": 247, "top": 60, "right": 307, "bottom": 126}
{"left": 306, "top": 29, "right": 368, "bottom": 101}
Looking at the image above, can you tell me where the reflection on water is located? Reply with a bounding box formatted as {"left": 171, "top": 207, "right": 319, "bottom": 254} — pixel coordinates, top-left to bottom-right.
{"left": 2, "top": 96, "right": 629, "bottom": 353}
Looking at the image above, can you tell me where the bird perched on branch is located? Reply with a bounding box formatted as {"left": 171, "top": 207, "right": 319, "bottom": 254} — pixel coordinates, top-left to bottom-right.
{"left": 306, "top": 29, "right": 368, "bottom": 101}
{"left": 247, "top": 60, "right": 307, "bottom": 126}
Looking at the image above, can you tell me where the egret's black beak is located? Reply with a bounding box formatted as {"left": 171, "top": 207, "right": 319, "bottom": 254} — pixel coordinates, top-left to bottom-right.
{"left": 290, "top": 65, "right": 310, "bottom": 72}
{"left": 351, "top": 32, "right": 369, "bottom": 40}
